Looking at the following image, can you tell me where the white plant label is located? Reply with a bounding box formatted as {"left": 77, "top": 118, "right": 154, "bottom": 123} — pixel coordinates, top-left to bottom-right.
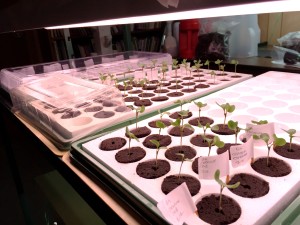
{"left": 245, "top": 122, "right": 275, "bottom": 143}
{"left": 198, "top": 151, "right": 229, "bottom": 179}
{"left": 157, "top": 182, "right": 196, "bottom": 225}
{"left": 230, "top": 137, "right": 254, "bottom": 168}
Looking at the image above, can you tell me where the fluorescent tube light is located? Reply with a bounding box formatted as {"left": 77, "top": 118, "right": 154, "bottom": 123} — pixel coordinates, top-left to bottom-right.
{"left": 45, "top": 0, "right": 300, "bottom": 29}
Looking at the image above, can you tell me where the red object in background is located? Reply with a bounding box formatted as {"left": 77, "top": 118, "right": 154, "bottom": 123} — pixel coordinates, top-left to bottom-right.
{"left": 179, "top": 19, "right": 200, "bottom": 59}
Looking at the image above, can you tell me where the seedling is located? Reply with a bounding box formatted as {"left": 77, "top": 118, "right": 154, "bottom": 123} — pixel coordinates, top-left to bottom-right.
{"left": 231, "top": 59, "right": 239, "bottom": 75}
{"left": 193, "top": 59, "right": 203, "bottom": 81}
{"left": 214, "top": 169, "right": 240, "bottom": 212}
{"left": 181, "top": 58, "right": 189, "bottom": 76}
{"left": 136, "top": 79, "right": 145, "bottom": 98}
{"left": 150, "top": 139, "right": 165, "bottom": 169}
{"left": 176, "top": 153, "right": 193, "bottom": 180}
{"left": 194, "top": 101, "right": 207, "bottom": 122}
{"left": 282, "top": 128, "right": 298, "bottom": 151}
{"left": 122, "top": 81, "right": 128, "bottom": 96}
{"left": 216, "top": 102, "right": 235, "bottom": 128}
{"left": 127, "top": 77, "right": 134, "bottom": 87}
{"left": 198, "top": 122, "right": 219, "bottom": 139}
{"left": 210, "top": 70, "right": 216, "bottom": 84}
{"left": 133, "top": 105, "right": 145, "bottom": 129}
{"left": 172, "top": 59, "right": 179, "bottom": 77}
{"left": 253, "top": 133, "right": 286, "bottom": 166}
{"left": 220, "top": 64, "right": 226, "bottom": 76}
{"left": 99, "top": 72, "right": 108, "bottom": 84}
{"left": 215, "top": 59, "right": 223, "bottom": 73}
{"left": 161, "top": 61, "right": 168, "bottom": 80}
{"left": 156, "top": 120, "right": 167, "bottom": 135}
{"left": 108, "top": 73, "right": 115, "bottom": 84}
{"left": 125, "top": 127, "right": 139, "bottom": 155}
{"left": 174, "top": 99, "right": 191, "bottom": 112}
{"left": 204, "top": 60, "right": 210, "bottom": 70}
{"left": 171, "top": 110, "right": 194, "bottom": 146}
{"left": 203, "top": 135, "right": 224, "bottom": 156}
{"left": 228, "top": 120, "right": 250, "bottom": 144}
{"left": 251, "top": 120, "right": 268, "bottom": 125}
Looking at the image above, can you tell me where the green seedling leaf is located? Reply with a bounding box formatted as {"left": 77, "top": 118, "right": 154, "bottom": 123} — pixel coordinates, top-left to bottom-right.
{"left": 253, "top": 133, "right": 286, "bottom": 166}
{"left": 178, "top": 110, "right": 189, "bottom": 118}
{"left": 216, "top": 102, "right": 236, "bottom": 126}
{"left": 273, "top": 134, "right": 287, "bottom": 148}
{"left": 251, "top": 120, "right": 268, "bottom": 125}
{"left": 183, "top": 123, "right": 194, "bottom": 131}
{"left": 213, "top": 136, "right": 225, "bottom": 148}
{"left": 228, "top": 120, "right": 238, "bottom": 130}
{"left": 282, "top": 128, "right": 298, "bottom": 150}
{"left": 125, "top": 127, "right": 139, "bottom": 142}
{"left": 194, "top": 101, "right": 207, "bottom": 109}
{"left": 150, "top": 139, "right": 160, "bottom": 149}
{"left": 230, "top": 59, "right": 239, "bottom": 65}
{"left": 137, "top": 105, "right": 145, "bottom": 113}
{"left": 214, "top": 169, "right": 240, "bottom": 211}
{"left": 215, "top": 59, "right": 223, "bottom": 65}
{"left": 156, "top": 120, "right": 166, "bottom": 129}
{"left": 171, "top": 118, "right": 181, "bottom": 127}
{"left": 282, "top": 128, "right": 297, "bottom": 136}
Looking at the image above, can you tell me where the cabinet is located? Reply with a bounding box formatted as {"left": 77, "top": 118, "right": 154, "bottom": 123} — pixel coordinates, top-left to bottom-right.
{"left": 111, "top": 22, "right": 166, "bottom": 52}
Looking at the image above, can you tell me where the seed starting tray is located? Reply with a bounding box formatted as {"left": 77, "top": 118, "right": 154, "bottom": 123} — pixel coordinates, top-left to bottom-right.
{"left": 10, "top": 74, "right": 134, "bottom": 149}
{"left": 72, "top": 71, "right": 300, "bottom": 225}
{"left": 120, "top": 68, "right": 253, "bottom": 115}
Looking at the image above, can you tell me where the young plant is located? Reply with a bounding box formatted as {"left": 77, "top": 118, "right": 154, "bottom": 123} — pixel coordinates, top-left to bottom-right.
{"left": 282, "top": 128, "right": 297, "bottom": 151}
{"left": 194, "top": 101, "right": 207, "bottom": 122}
{"left": 253, "top": 133, "right": 286, "bottom": 166}
{"left": 99, "top": 72, "right": 108, "bottom": 84}
{"left": 156, "top": 120, "right": 167, "bottom": 135}
{"left": 193, "top": 59, "right": 203, "bottom": 81}
{"left": 122, "top": 81, "right": 128, "bottom": 96}
{"left": 214, "top": 169, "right": 240, "bottom": 212}
{"left": 215, "top": 59, "right": 223, "bottom": 73}
{"left": 150, "top": 139, "right": 164, "bottom": 169}
{"left": 161, "top": 61, "right": 168, "bottom": 80}
{"left": 198, "top": 122, "right": 219, "bottom": 139}
{"left": 228, "top": 120, "right": 251, "bottom": 144}
{"left": 251, "top": 120, "right": 268, "bottom": 125}
{"left": 220, "top": 64, "right": 226, "bottom": 76}
{"left": 216, "top": 102, "right": 236, "bottom": 128}
{"left": 171, "top": 110, "right": 194, "bottom": 146}
{"left": 204, "top": 60, "right": 210, "bottom": 70}
{"left": 203, "top": 135, "right": 224, "bottom": 156}
{"left": 133, "top": 105, "right": 145, "bottom": 129}
{"left": 230, "top": 59, "right": 239, "bottom": 75}
{"left": 181, "top": 58, "right": 189, "bottom": 76}
{"left": 125, "top": 127, "right": 139, "bottom": 155}
{"left": 172, "top": 58, "right": 179, "bottom": 77}
{"left": 176, "top": 153, "right": 193, "bottom": 180}
{"left": 210, "top": 70, "right": 216, "bottom": 84}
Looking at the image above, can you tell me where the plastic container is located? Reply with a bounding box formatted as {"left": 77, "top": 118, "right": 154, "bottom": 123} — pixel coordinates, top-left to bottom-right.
{"left": 0, "top": 51, "right": 172, "bottom": 93}
{"left": 179, "top": 19, "right": 199, "bottom": 59}
{"left": 228, "top": 15, "right": 260, "bottom": 58}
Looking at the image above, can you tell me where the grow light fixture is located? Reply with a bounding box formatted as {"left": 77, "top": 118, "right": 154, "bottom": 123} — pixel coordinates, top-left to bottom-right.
{"left": 45, "top": 0, "right": 300, "bottom": 29}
